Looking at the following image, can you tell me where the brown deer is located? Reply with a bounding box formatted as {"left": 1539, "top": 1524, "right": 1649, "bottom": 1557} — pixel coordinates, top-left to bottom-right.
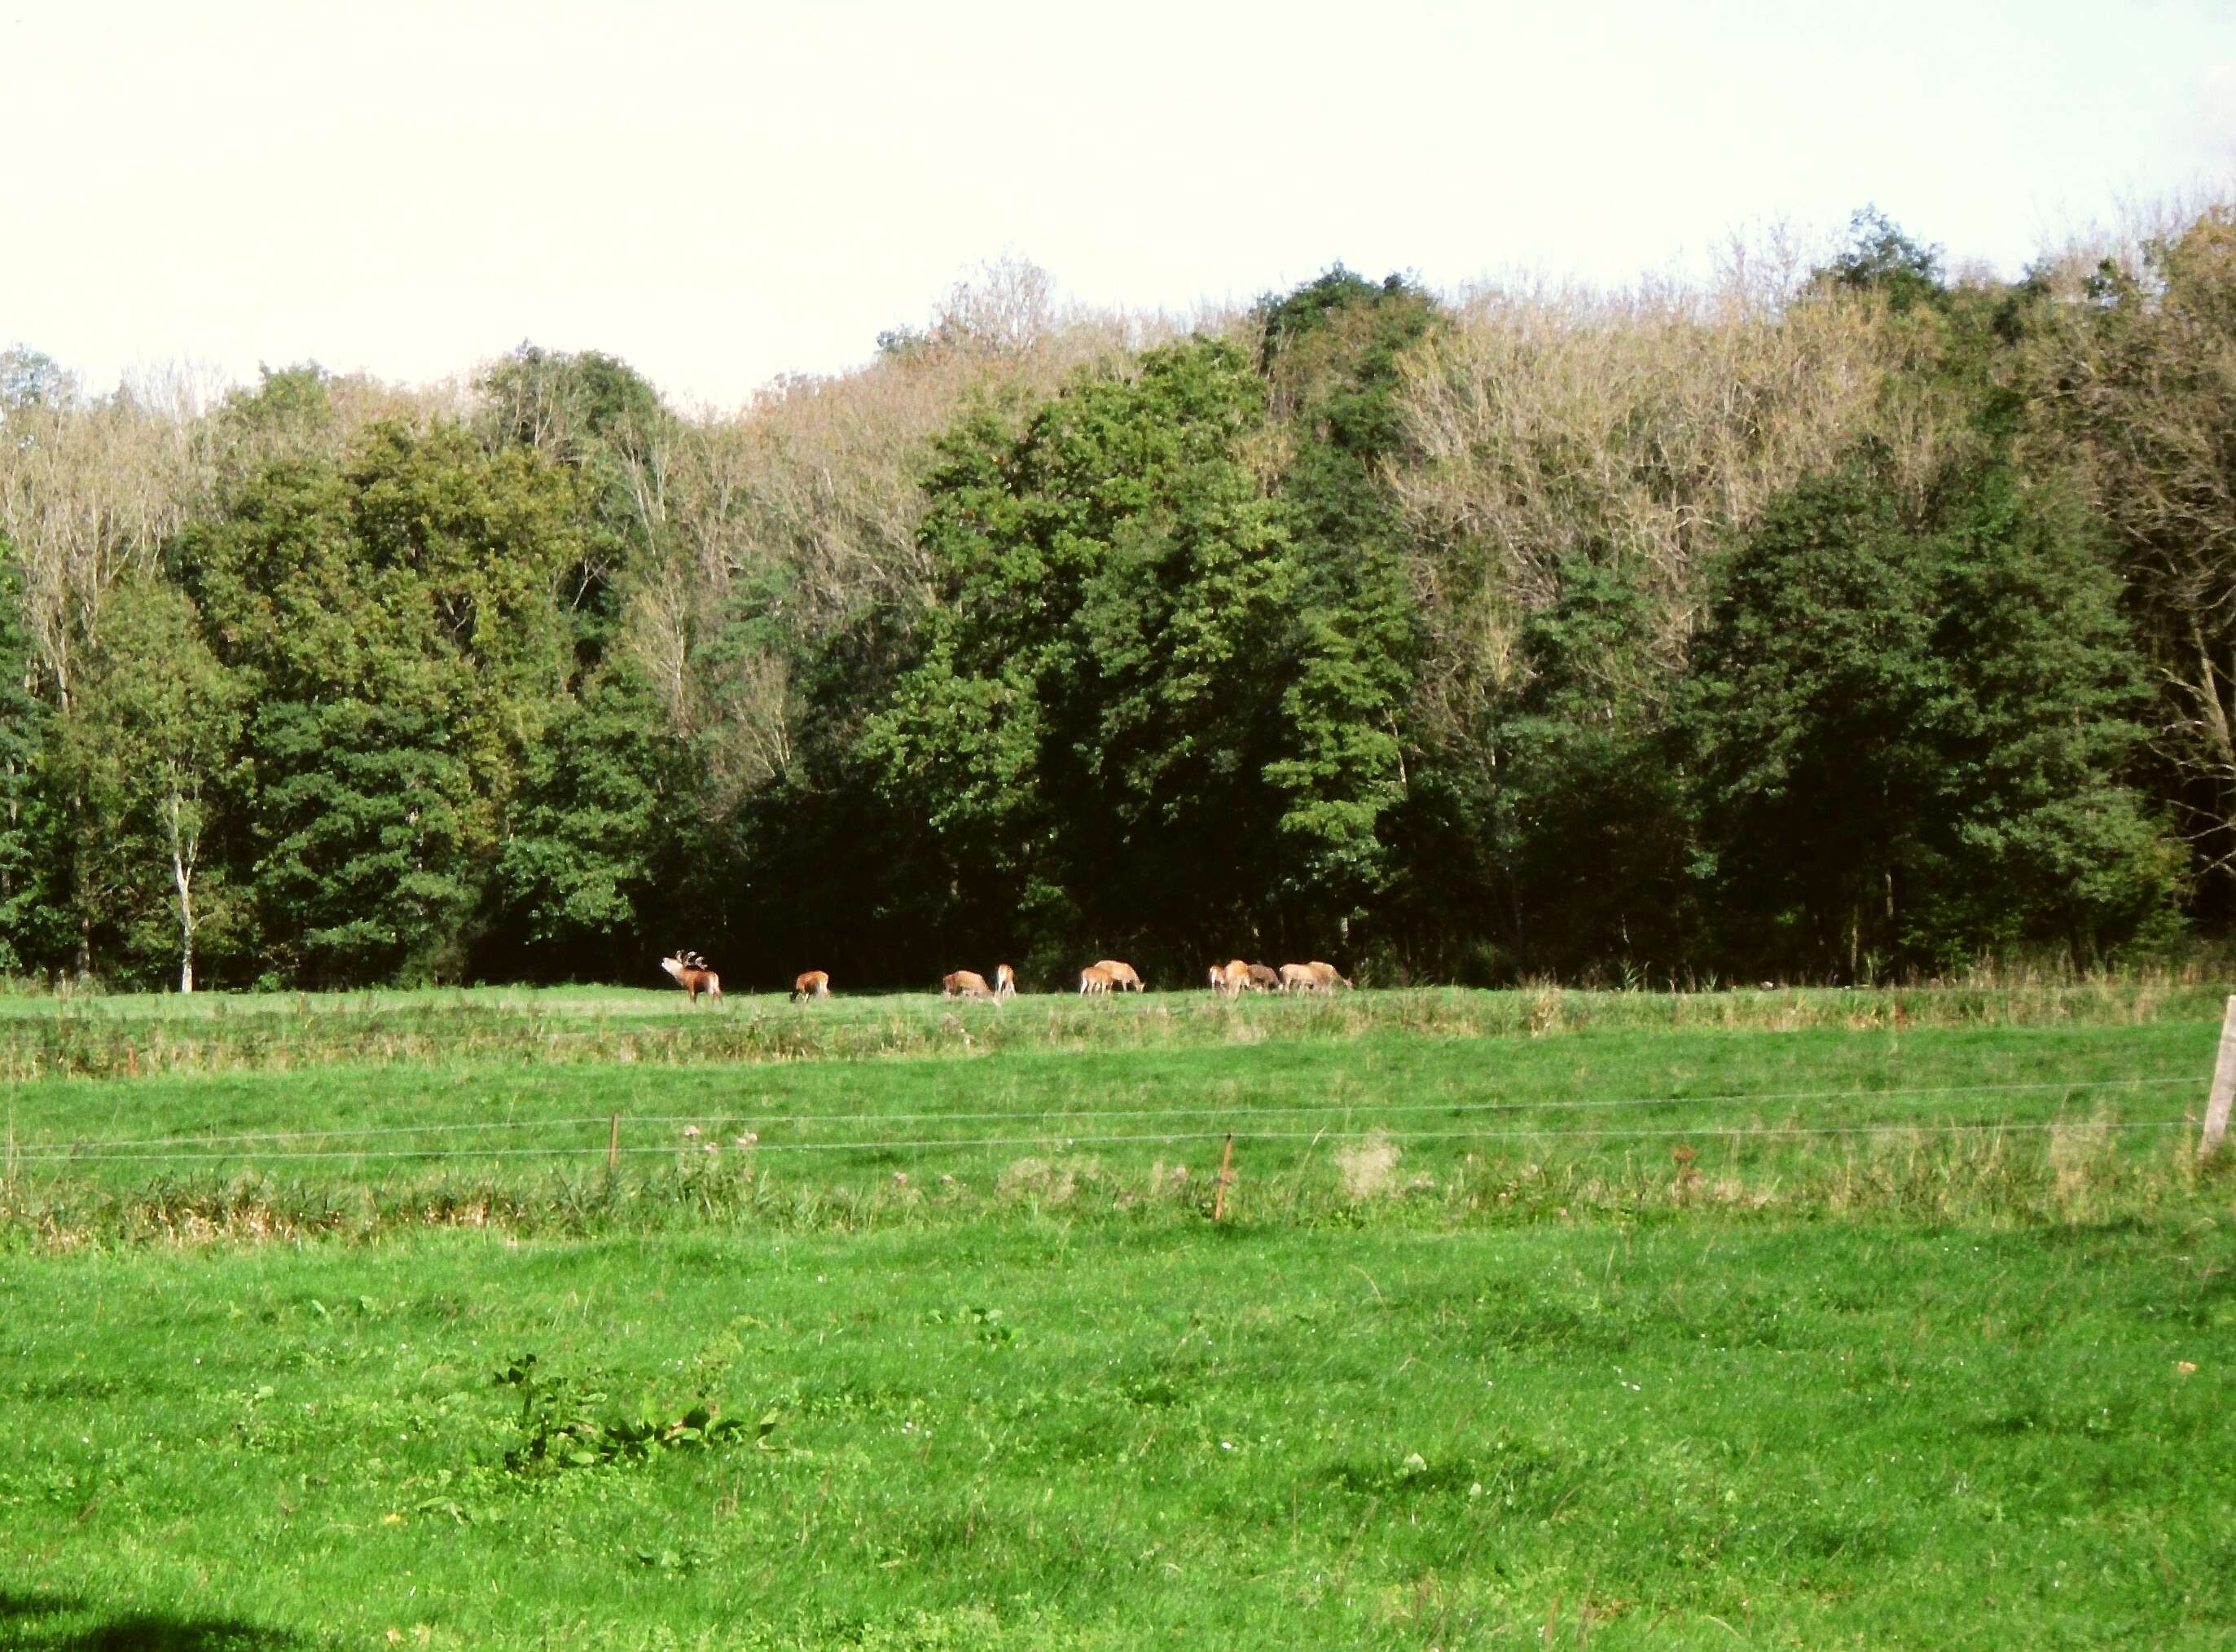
{"left": 1246, "top": 963, "right": 1281, "bottom": 992}
{"left": 1093, "top": 959, "right": 1144, "bottom": 992}
{"left": 1078, "top": 964, "right": 1116, "bottom": 995}
{"left": 1210, "top": 959, "right": 1251, "bottom": 996}
{"left": 942, "top": 969, "right": 994, "bottom": 1000}
{"left": 661, "top": 951, "right": 722, "bottom": 1004}
{"left": 1306, "top": 961, "right": 1355, "bottom": 991}
{"left": 792, "top": 969, "right": 830, "bottom": 1002}
{"left": 1277, "top": 963, "right": 1319, "bottom": 993}
{"left": 995, "top": 963, "right": 1017, "bottom": 1000}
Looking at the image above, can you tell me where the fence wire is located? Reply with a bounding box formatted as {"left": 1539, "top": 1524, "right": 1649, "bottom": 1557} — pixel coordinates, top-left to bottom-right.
{"left": 0, "top": 1072, "right": 2203, "bottom": 1158}
{"left": 3, "top": 1113, "right": 2201, "bottom": 1167}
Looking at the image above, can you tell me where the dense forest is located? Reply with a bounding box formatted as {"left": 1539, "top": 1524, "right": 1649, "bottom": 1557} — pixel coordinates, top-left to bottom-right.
{"left": 4, "top": 202, "right": 2234, "bottom": 992}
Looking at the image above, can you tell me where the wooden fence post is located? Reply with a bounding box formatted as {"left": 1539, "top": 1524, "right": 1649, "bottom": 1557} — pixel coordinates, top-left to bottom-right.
{"left": 1213, "top": 1133, "right": 1235, "bottom": 1221}
{"left": 2202, "top": 996, "right": 2236, "bottom": 1159}
{"left": 608, "top": 1113, "right": 622, "bottom": 1173}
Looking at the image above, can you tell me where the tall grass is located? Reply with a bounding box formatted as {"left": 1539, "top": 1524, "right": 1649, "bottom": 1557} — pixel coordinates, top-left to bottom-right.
{"left": 7, "top": 1123, "right": 2226, "bottom": 1250}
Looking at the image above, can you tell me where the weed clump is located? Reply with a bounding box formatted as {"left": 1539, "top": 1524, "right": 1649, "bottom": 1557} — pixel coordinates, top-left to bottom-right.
{"left": 1337, "top": 1133, "right": 1402, "bottom": 1199}
{"left": 492, "top": 1353, "right": 778, "bottom": 1473}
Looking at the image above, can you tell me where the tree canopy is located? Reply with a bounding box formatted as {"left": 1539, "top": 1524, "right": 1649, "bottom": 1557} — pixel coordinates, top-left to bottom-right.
{"left": 1, "top": 209, "right": 2225, "bottom": 990}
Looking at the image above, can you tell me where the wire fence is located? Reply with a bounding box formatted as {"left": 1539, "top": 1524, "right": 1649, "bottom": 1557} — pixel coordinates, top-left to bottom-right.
{"left": 0, "top": 1117, "right": 2203, "bottom": 1167}
{"left": 2, "top": 1071, "right": 2207, "bottom": 1167}
{"left": 0, "top": 1072, "right": 2203, "bottom": 1153}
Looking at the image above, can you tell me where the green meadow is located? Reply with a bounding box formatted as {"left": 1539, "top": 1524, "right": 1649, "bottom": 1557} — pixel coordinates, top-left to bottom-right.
{"left": 2, "top": 987, "right": 2233, "bottom": 1648}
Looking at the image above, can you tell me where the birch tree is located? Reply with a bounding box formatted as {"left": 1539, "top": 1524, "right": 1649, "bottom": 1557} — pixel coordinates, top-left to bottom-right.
{"left": 68, "top": 578, "right": 244, "bottom": 991}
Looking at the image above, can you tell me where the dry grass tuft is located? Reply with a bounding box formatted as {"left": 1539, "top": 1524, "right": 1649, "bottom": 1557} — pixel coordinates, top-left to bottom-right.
{"left": 1336, "top": 1133, "right": 1404, "bottom": 1200}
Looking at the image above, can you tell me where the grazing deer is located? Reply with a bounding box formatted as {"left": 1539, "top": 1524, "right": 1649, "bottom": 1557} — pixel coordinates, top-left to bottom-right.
{"left": 1078, "top": 964, "right": 1116, "bottom": 995}
{"left": 942, "top": 969, "right": 994, "bottom": 1001}
{"left": 995, "top": 963, "right": 1017, "bottom": 1000}
{"left": 792, "top": 969, "right": 830, "bottom": 1002}
{"left": 1094, "top": 960, "right": 1143, "bottom": 992}
{"left": 1210, "top": 959, "right": 1251, "bottom": 996}
{"left": 661, "top": 951, "right": 723, "bottom": 1004}
{"left": 1245, "top": 963, "right": 1281, "bottom": 992}
{"left": 1277, "top": 963, "right": 1319, "bottom": 993}
{"left": 1306, "top": 961, "right": 1355, "bottom": 991}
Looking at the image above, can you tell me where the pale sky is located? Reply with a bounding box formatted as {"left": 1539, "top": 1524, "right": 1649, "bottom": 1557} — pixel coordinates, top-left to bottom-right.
{"left": 4, "top": 0, "right": 2231, "bottom": 409}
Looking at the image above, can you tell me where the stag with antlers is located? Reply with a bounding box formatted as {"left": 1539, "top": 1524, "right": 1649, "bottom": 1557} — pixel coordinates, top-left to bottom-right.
{"left": 660, "top": 951, "right": 723, "bottom": 1004}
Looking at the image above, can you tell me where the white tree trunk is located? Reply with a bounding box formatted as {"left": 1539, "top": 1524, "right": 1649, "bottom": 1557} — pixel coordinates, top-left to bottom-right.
{"left": 169, "top": 784, "right": 195, "bottom": 995}
{"left": 173, "top": 844, "right": 195, "bottom": 995}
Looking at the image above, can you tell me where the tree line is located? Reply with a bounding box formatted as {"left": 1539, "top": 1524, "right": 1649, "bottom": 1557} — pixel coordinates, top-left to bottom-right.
{"left": 3, "top": 204, "right": 2232, "bottom": 992}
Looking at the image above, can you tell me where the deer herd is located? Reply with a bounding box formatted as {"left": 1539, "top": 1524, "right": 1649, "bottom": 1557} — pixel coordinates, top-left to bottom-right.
{"left": 662, "top": 950, "right": 1352, "bottom": 1003}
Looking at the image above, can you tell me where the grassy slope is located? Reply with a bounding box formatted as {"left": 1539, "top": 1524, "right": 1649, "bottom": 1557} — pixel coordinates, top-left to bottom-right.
{"left": 2, "top": 1219, "right": 2232, "bottom": 1649}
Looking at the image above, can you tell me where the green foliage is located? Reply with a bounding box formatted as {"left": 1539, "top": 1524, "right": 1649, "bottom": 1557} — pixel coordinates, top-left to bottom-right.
{"left": 479, "top": 345, "right": 665, "bottom": 459}
{"left": 176, "top": 421, "right": 582, "bottom": 984}
{"left": 475, "top": 343, "right": 674, "bottom": 657}
{"left": 1492, "top": 558, "right": 1696, "bottom": 975}
{"left": 491, "top": 1354, "right": 772, "bottom": 1473}
{"left": 862, "top": 340, "right": 1297, "bottom": 957}
{"left": 213, "top": 362, "right": 340, "bottom": 474}
{"left": 2021, "top": 208, "right": 2236, "bottom": 921}
{"left": 1681, "top": 460, "right": 2178, "bottom": 976}
{"left": 858, "top": 279, "right": 1442, "bottom": 967}
{"left": 1818, "top": 204, "right": 1946, "bottom": 312}
{"left": 1928, "top": 478, "right": 2188, "bottom": 956}
{"left": 1256, "top": 268, "right": 1439, "bottom": 925}
{"left": 0, "top": 556, "right": 64, "bottom": 973}
{"left": 252, "top": 698, "right": 476, "bottom": 985}
{"left": 494, "top": 664, "right": 692, "bottom": 973}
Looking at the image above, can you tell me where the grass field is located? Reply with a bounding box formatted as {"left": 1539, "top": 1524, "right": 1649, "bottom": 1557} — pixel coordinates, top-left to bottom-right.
{"left": 3, "top": 986, "right": 2234, "bottom": 1648}
{"left": 2, "top": 976, "right": 2229, "bottom": 1079}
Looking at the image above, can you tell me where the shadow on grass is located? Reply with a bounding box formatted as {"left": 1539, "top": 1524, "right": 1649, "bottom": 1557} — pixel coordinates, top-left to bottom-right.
{"left": 0, "top": 1589, "right": 301, "bottom": 1650}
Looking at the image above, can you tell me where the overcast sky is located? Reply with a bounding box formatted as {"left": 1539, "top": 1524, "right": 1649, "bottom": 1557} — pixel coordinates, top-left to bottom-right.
{"left": 5, "top": 0, "right": 2231, "bottom": 408}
